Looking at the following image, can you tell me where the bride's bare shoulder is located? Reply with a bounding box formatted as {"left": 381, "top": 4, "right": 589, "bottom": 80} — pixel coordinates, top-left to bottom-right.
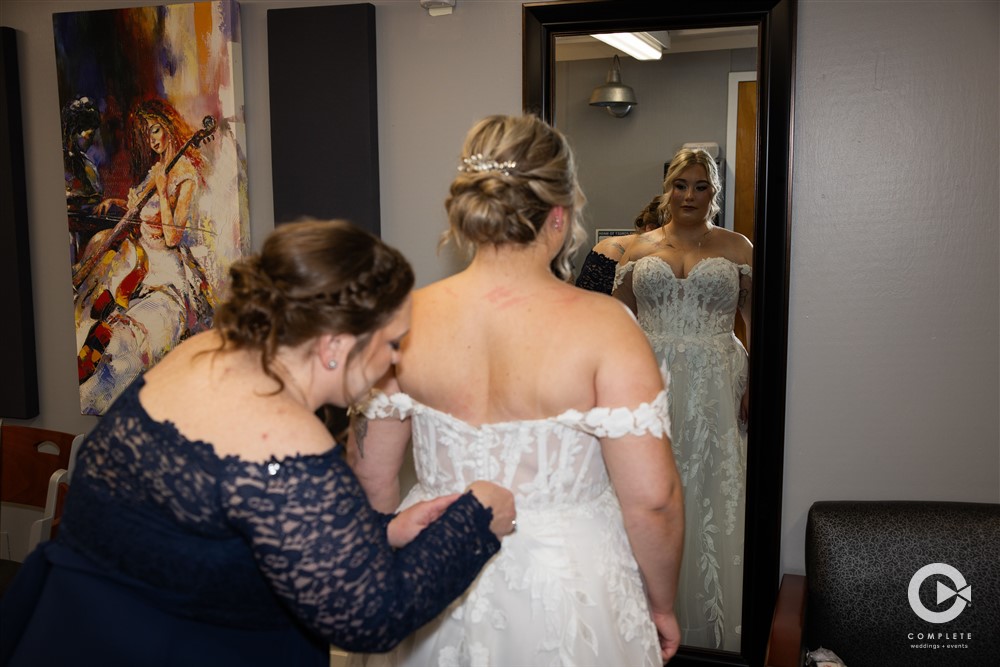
{"left": 711, "top": 227, "right": 753, "bottom": 264}
{"left": 620, "top": 228, "right": 663, "bottom": 262}
{"left": 561, "top": 285, "right": 644, "bottom": 338}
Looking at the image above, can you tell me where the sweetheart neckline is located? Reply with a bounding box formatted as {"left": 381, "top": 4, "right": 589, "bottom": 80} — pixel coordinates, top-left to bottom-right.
{"left": 628, "top": 255, "right": 750, "bottom": 280}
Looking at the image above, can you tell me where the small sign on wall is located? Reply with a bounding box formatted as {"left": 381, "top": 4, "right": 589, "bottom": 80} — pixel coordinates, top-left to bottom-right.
{"left": 595, "top": 228, "right": 633, "bottom": 245}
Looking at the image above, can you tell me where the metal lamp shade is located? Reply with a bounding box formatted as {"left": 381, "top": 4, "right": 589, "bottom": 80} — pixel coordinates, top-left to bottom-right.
{"left": 589, "top": 55, "right": 636, "bottom": 117}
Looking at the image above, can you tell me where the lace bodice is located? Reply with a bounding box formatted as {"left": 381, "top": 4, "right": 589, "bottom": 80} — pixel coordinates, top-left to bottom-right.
{"left": 363, "top": 392, "right": 669, "bottom": 511}
{"left": 356, "top": 390, "right": 670, "bottom": 666}
{"left": 59, "top": 376, "right": 499, "bottom": 653}
{"left": 616, "top": 256, "right": 750, "bottom": 343}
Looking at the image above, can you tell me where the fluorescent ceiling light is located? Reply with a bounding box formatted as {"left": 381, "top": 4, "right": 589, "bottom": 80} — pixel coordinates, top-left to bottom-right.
{"left": 591, "top": 32, "right": 663, "bottom": 61}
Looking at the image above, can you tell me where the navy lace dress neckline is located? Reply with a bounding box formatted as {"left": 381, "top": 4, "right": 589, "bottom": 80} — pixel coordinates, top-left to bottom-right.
{"left": 2, "top": 374, "right": 501, "bottom": 666}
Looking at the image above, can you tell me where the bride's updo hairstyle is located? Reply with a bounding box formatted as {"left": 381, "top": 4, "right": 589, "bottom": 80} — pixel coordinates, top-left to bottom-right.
{"left": 658, "top": 148, "right": 723, "bottom": 223}
{"left": 443, "top": 114, "right": 586, "bottom": 280}
{"left": 214, "top": 219, "right": 414, "bottom": 389}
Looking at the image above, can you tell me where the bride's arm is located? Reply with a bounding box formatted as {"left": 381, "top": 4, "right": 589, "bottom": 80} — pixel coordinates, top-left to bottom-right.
{"left": 610, "top": 262, "right": 638, "bottom": 315}
{"left": 346, "top": 372, "right": 411, "bottom": 513}
{"left": 595, "top": 317, "right": 684, "bottom": 661}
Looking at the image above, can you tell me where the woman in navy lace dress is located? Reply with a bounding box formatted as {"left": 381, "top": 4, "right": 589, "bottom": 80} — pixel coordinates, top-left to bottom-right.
{"left": 574, "top": 194, "right": 662, "bottom": 294}
{"left": 0, "top": 220, "right": 516, "bottom": 667}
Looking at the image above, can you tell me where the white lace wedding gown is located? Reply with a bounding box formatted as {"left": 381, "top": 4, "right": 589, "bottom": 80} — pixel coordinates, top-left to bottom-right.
{"left": 353, "top": 390, "right": 671, "bottom": 667}
{"left": 616, "top": 255, "right": 749, "bottom": 652}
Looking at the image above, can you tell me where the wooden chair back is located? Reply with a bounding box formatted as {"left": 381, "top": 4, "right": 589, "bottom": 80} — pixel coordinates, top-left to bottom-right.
{"left": 0, "top": 421, "right": 76, "bottom": 508}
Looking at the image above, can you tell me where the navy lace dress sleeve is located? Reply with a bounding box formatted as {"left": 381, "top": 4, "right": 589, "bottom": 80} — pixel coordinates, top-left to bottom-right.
{"left": 574, "top": 250, "right": 618, "bottom": 294}
{"left": 223, "top": 455, "right": 498, "bottom": 652}
{"left": 0, "top": 375, "right": 499, "bottom": 666}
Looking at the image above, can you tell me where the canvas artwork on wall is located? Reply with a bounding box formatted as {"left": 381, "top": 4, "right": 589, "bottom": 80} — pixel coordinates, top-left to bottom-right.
{"left": 52, "top": 0, "right": 249, "bottom": 415}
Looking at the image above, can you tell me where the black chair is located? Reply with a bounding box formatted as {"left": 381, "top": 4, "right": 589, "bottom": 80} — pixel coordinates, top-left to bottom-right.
{"left": 766, "top": 500, "right": 1000, "bottom": 667}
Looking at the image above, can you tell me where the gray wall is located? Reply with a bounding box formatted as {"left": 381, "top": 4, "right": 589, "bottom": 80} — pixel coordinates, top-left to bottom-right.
{"left": 557, "top": 48, "right": 756, "bottom": 272}
{"left": 2, "top": 0, "right": 997, "bottom": 575}
{"left": 783, "top": 0, "right": 998, "bottom": 572}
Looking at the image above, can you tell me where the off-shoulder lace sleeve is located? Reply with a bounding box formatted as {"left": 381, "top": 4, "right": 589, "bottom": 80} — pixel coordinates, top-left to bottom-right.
{"left": 555, "top": 389, "right": 671, "bottom": 440}
{"left": 222, "top": 451, "right": 499, "bottom": 653}
{"left": 612, "top": 260, "right": 636, "bottom": 293}
{"left": 358, "top": 390, "right": 415, "bottom": 420}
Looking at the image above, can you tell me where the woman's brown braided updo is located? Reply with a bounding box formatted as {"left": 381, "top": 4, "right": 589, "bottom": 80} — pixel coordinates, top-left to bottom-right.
{"left": 442, "top": 114, "right": 586, "bottom": 280}
{"left": 213, "top": 219, "right": 414, "bottom": 389}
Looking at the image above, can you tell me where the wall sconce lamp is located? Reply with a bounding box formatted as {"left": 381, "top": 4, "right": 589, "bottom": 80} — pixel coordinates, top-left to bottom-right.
{"left": 419, "top": 0, "right": 456, "bottom": 17}
{"left": 589, "top": 55, "right": 637, "bottom": 118}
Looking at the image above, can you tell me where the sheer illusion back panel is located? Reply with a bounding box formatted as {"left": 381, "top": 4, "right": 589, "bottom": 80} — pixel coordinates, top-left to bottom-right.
{"left": 357, "top": 391, "right": 669, "bottom": 667}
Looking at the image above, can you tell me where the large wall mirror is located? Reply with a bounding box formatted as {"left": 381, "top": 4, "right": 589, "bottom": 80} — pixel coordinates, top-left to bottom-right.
{"left": 524, "top": 2, "right": 795, "bottom": 665}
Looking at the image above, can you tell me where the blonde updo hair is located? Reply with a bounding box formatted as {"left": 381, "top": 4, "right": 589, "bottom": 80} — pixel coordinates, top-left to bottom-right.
{"left": 442, "top": 114, "right": 586, "bottom": 280}
{"left": 658, "top": 148, "right": 722, "bottom": 223}
{"left": 213, "top": 219, "right": 414, "bottom": 390}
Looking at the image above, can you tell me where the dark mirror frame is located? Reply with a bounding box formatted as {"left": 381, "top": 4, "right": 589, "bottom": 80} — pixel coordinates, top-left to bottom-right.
{"left": 523, "top": 2, "right": 795, "bottom": 665}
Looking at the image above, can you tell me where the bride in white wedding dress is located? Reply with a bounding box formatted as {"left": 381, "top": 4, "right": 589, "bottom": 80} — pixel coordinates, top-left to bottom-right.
{"left": 347, "top": 114, "right": 685, "bottom": 666}
{"left": 614, "top": 148, "right": 752, "bottom": 652}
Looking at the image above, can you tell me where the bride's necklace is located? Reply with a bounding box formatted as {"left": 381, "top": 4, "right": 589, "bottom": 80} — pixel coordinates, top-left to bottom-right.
{"left": 662, "top": 225, "right": 713, "bottom": 251}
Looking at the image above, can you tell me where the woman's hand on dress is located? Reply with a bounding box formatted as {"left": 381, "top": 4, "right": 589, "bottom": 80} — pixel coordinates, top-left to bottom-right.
{"left": 386, "top": 493, "right": 461, "bottom": 548}
{"left": 651, "top": 608, "right": 681, "bottom": 662}
{"left": 465, "top": 481, "right": 516, "bottom": 538}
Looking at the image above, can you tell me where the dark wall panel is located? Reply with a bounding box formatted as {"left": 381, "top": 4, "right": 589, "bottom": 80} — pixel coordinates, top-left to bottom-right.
{"left": 267, "top": 3, "right": 380, "bottom": 236}
{"left": 0, "top": 27, "right": 40, "bottom": 418}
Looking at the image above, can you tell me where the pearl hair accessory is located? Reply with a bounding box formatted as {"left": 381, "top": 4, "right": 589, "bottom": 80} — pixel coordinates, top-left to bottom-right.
{"left": 327, "top": 360, "right": 338, "bottom": 370}
{"left": 458, "top": 153, "right": 517, "bottom": 176}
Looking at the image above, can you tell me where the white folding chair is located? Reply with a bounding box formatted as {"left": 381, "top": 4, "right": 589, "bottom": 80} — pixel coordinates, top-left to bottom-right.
{"left": 25, "top": 433, "right": 84, "bottom": 551}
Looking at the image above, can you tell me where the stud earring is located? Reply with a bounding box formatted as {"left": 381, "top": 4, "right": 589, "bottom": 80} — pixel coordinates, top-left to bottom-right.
{"left": 327, "top": 360, "right": 338, "bottom": 370}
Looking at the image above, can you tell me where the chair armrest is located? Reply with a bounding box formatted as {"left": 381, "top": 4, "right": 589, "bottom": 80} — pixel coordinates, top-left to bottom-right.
{"left": 25, "top": 469, "right": 69, "bottom": 554}
{"left": 765, "top": 573, "right": 807, "bottom": 667}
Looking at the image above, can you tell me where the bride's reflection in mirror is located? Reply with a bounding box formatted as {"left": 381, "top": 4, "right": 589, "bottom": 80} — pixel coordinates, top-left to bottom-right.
{"left": 613, "top": 148, "right": 751, "bottom": 651}
{"left": 554, "top": 28, "right": 758, "bottom": 652}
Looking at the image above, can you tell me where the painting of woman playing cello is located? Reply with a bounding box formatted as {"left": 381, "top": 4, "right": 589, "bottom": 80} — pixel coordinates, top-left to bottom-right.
{"left": 75, "top": 99, "right": 217, "bottom": 413}
{"left": 54, "top": 1, "right": 248, "bottom": 414}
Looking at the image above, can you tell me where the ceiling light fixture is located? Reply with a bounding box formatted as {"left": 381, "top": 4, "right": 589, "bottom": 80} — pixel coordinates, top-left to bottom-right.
{"left": 591, "top": 32, "right": 663, "bottom": 61}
